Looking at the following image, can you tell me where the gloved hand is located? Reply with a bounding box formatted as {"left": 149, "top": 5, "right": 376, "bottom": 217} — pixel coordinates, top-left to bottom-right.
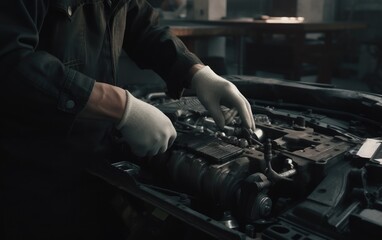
{"left": 117, "top": 90, "right": 177, "bottom": 157}
{"left": 191, "top": 66, "right": 256, "bottom": 130}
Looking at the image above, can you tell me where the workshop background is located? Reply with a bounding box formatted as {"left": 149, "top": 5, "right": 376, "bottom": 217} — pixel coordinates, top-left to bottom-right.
{"left": 119, "top": 0, "right": 382, "bottom": 94}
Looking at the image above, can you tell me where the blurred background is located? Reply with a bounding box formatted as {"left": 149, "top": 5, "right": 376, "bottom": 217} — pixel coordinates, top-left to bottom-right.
{"left": 119, "top": 0, "right": 382, "bottom": 94}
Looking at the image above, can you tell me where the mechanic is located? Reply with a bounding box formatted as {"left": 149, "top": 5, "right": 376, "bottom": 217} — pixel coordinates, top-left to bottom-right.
{"left": 0, "top": 0, "right": 255, "bottom": 239}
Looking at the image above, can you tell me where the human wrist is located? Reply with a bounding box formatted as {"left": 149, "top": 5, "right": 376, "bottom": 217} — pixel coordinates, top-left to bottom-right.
{"left": 186, "top": 64, "right": 205, "bottom": 89}
{"left": 79, "top": 82, "right": 126, "bottom": 123}
{"left": 116, "top": 90, "right": 133, "bottom": 129}
{"left": 190, "top": 65, "right": 219, "bottom": 90}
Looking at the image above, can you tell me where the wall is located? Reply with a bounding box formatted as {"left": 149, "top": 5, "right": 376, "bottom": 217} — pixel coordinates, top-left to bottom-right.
{"left": 336, "top": 0, "right": 382, "bottom": 78}
{"left": 337, "top": 0, "right": 382, "bottom": 41}
{"left": 226, "top": 0, "right": 271, "bottom": 18}
{"left": 298, "top": 0, "right": 325, "bottom": 21}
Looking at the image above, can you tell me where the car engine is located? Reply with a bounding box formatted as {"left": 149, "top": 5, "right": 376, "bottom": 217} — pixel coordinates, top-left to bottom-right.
{"left": 91, "top": 76, "right": 382, "bottom": 240}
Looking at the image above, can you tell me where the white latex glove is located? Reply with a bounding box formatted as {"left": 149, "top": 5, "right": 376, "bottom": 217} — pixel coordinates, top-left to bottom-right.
{"left": 117, "top": 90, "right": 177, "bottom": 157}
{"left": 192, "top": 66, "right": 256, "bottom": 130}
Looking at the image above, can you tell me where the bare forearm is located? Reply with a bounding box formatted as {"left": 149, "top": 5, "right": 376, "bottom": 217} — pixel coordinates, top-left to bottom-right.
{"left": 79, "top": 82, "right": 126, "bottom": 123}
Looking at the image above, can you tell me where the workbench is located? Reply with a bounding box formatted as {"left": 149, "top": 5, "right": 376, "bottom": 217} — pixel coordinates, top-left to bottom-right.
{"left": 163, "top": 19, "right": 366, "bottom": 83}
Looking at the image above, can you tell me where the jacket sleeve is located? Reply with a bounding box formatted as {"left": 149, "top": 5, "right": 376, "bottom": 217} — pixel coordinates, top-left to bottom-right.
{"left": 0, "top": 1, "right": 95, "bottom": 135}
{"left": 123, "top": 0, "right": 203, "bottom": 99}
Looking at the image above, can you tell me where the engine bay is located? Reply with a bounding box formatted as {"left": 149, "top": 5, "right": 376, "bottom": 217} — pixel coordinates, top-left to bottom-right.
{"left": 92, "top": 77, "right": 382, "bottom": 240}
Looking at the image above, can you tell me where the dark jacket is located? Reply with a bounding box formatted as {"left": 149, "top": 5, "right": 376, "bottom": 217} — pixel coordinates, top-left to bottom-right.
{"left": 0, "top": 0, "right": 201, "bottom": 139}
{"left": 0, "top": 0, "right": 201, "bottom": 239}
